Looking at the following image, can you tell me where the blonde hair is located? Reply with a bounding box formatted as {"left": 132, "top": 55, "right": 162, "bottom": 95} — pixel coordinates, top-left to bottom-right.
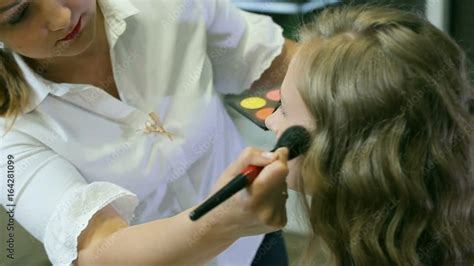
{"left": 297, "top": 6, "right": 473, "bottom": 266}
{"left": 0, "top": 48, "right": 31, "bottom": 132}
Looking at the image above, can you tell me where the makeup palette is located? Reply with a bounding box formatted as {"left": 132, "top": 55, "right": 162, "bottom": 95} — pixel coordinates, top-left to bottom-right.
{"left": 225, "top": 86, "right": 281, "bottom": 130}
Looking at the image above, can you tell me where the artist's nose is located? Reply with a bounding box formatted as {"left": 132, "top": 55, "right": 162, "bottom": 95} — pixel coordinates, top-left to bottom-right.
{"left": 45, "top": 1, "right": 71, "bottom": 32}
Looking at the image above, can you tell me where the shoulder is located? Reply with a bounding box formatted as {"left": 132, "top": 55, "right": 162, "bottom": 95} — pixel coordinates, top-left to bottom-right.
{"left": 128, "top": 0, "right": 218, "bottom": 27}
{"left": 0, "top": 111, "right": 65, "bottom": 148}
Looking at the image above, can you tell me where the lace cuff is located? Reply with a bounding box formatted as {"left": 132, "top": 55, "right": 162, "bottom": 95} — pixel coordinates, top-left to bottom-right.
{"left": 43, "top": 181, "right": 139, "bottom": 266}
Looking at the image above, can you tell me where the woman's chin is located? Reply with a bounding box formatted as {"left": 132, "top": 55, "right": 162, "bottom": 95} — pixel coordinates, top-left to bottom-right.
{"left": 286, "top": 158, "right": 302, "bottom": 190}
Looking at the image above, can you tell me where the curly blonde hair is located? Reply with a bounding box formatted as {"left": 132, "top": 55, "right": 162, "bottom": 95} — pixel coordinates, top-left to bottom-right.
{"left": 296, "top": 6, "right": 474, "bottom": 266}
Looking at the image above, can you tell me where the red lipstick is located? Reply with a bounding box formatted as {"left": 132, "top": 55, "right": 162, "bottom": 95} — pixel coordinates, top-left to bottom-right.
{"left": 59, "top": 17, "right": 82, "bottom": 42}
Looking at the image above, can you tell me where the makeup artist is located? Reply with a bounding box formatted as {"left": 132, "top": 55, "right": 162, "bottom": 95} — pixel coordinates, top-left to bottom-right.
{"left": 0, "top": 0, "right": 297, "bottom": 265}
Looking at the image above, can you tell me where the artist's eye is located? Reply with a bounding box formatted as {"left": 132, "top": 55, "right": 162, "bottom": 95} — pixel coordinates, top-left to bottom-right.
{"left": 7, "top": 2, "right": 30, "bottom": 26}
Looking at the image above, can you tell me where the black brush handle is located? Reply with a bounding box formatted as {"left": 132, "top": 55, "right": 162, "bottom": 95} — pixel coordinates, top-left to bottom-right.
{"left": 189, "top": 173, "right": 249, "bottom": 221}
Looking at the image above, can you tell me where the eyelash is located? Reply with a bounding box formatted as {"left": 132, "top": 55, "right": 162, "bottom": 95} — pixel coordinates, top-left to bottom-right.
{"left": 273, "top": 100, "right": 286, "bottom": 116}
{"left": 7, "top": 2, "right": 30, "bottom": 26}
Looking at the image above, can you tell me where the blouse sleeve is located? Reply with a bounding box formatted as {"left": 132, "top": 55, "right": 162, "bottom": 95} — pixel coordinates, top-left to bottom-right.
{"left": 0, "top": 130, "right": 139, "bottom": 266}
{"left": 203, "top": 0, "right": 285, "bottom": 94}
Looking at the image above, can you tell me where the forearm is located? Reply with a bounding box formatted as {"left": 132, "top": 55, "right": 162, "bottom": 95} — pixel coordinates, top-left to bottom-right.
{"left": 76, "top": 148, "right": 289, "bottom": 266}
{"left": 78, "top": 208, "right": 238, "bottom": 266}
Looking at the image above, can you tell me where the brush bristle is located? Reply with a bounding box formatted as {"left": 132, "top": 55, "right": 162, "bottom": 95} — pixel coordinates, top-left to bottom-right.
{"left": 273, "top": 126, "right": 311, "bottom": 160}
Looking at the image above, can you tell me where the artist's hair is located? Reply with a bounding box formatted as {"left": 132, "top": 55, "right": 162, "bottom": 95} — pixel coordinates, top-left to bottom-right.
{"left": 0, "top": 48, "right": 30, "bottom": 132}
{"left": 296, "top": 5, "right": 474, "bottom": 266}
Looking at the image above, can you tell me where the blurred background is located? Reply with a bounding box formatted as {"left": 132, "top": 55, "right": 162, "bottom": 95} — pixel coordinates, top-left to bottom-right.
{"left": 1, "top": 1, "right": 472, "bottom": 265}
{"left": 231, "top": 0, "right": 473, "bottom": 80}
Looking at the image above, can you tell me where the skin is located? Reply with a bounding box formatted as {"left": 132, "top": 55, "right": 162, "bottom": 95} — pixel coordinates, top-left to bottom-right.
{"left": 265, "top": 52, "right": 314, "bottom": 189}
{"left": 0, "top": 0, "right": 295, "bottom": 264}
{"left": 264, "top": 55, "right": 313, "bottom": 140}
{"left": 0, "top": 0, "right": 97, "bottom": 59}
{"left": 0, "top": 0, "right": 118, "bottom": 99}
{"left": 76, "top": 147, "right": 290, "bottom": 265}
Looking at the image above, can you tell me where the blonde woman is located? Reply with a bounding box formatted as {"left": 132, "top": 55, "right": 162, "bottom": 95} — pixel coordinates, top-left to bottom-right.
{"left": 266, "top": 6, "right": 474, "bottom": 266}
{"left": 0, "top": 0, "right": 297, "bottom": 265}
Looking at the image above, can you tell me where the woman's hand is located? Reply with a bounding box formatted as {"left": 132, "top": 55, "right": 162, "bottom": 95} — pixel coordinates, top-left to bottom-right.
{"left": 209, "top": 147, "right": 289, "bottom": 238}
{"left": 78, "top": 148, "right": 289, "bottom": 265}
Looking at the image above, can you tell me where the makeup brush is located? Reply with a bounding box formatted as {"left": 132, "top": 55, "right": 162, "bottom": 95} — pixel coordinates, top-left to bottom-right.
{"left": 189, "top": 126, "right": 311, "bottom": 221}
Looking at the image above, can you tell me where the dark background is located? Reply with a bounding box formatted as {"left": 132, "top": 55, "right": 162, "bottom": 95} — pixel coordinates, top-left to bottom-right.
{"left": 451, "top": 0, "right": 474, "bottom": 81}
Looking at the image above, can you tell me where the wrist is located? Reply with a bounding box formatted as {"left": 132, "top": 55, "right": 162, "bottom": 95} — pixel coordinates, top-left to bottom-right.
{"left": 183, "top": 205, "right": 239, "bottom": 248}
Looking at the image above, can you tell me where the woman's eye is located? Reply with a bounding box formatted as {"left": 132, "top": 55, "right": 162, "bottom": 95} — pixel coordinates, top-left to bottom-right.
{"left": 272, "top": 100, "right": 286, "bottom": 116}
{"left": 7, "top": 3, "right": 30, "bottom": 26}
{"left": 272, "top": 100, "right": 281, "bottom": 114}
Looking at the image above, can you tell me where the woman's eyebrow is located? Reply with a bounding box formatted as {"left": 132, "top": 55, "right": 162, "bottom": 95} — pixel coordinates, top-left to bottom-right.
{"left": 0, "top": 0, "right": 20, "bottom": 14}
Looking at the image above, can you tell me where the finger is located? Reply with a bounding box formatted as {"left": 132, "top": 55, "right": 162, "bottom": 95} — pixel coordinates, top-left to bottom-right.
{"left": 259, "top": 197, "right": 288, "bottom": 228}
{"left": 238, "top": 149, "right": 289, "bottom": 229}
{"left": 252, "top": 152, "right": 289, "bottom": 185}
{"left": 274, "top": 147, "right": 289, "bottom": 165}
{"left": 242, "top": 157, "right": 289, "bottom": 205}
{"left": 221, "top": 147, "right": 279, "bottom": 177}
{"left": 254, "top": 147, "right": 288, "bottom": 190}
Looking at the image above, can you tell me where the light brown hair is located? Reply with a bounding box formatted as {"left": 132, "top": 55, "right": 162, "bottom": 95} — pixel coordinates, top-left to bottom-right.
{"left": 0, "top": 48, "right": 30, "bottom": 132}
{"left": 296, "top": 5, "right": 473, "bottom": 266}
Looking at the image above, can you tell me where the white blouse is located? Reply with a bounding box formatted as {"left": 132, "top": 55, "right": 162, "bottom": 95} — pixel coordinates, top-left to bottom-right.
{"left": 0, "top": 0, "right": 284, "bottom": 265}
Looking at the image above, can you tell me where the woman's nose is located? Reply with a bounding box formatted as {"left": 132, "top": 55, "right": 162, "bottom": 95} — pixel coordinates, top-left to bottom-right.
{"left": 265, "top": 113, "right": 276, "bottom": 132}
{"left": 46, "top": 3, "right": 71, "bottom": 32}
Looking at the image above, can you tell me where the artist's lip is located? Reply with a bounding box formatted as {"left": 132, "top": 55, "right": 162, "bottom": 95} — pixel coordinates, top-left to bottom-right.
{"left": 58, "top": 16, "right": 82, "bottom": 42}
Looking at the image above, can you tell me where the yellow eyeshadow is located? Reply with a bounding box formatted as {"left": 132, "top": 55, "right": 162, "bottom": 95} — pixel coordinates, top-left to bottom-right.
{"left": 240, "top": 97, "right": 267, "bottom": 109}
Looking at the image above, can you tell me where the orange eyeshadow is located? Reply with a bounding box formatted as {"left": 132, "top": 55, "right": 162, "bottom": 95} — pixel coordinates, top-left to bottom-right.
{"left": 225, "top": 86, "right": 281, "bottom": 130}
{"left": 256, "top": 108, "right": 274, "bottom": 121}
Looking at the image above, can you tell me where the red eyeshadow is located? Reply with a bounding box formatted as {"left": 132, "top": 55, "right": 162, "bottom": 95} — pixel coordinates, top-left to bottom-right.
{"left": 266, "top": 89, "right": 281, "bottom": 101}
{"left": 225, "top": 86, "right": 281, "bottom": 130}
